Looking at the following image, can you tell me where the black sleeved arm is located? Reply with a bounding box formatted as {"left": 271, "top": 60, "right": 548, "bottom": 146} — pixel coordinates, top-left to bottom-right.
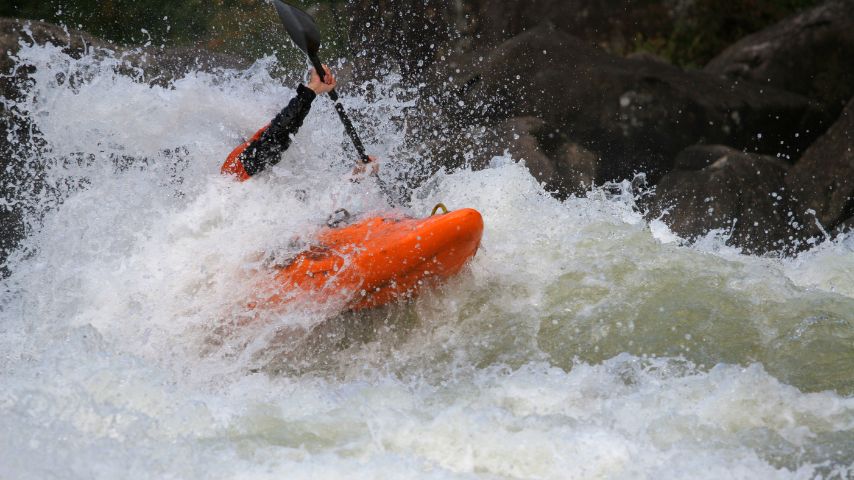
{"left": 238, "top": 84, "right": 317, "bottom": 177}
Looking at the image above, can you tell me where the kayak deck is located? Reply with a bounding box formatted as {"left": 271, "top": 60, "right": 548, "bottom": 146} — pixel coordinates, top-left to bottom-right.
{"left": 254, "top": 208, "right": 483, "bottom": 311}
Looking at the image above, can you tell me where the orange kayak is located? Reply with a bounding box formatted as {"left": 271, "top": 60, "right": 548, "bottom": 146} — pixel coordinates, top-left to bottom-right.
{"left": 254, "top": 208, "right": 484, "bottom": 311}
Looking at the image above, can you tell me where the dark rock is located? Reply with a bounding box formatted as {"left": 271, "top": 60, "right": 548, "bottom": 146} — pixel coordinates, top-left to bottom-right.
{"left": 346, "top": 0, "right": 460, "bottom": 80}
{"left": 0, "top": 105, "right": 26, "bottom": 275}
{"left": 624, "top": 51, "right": 670, "bottom": 64}
{"left": 705, "top": 0, "right": 854, "bottom": 114}
{"left": 471, "top": 116, "right": 598, "bottom": 197}
{"left": 119, "top": 45, "right": 251, "bottom": 86}
{"left": 0, "top": 17, "right": 110, "bottom": 72}
{"left": 0, "top": 17, "right": 250, "bottom": 88}
{"left": 648, "top": 152, "right": 800, "bottom": 254}
{"left": 1, "top": 19, "right": 106, "bottom": 270}
{"left": 674, "top": 145, "right": 739, "bottom": 171}
{"left": 438, "top": 24, "right": 823, "bottom": 185}
{"left": 553, "top": 142, "right": 598, "bottom": 195}
{"left": 833, "top": 217, "right": 854, "bottom": 237}
{"left": 0, "top": 19, "right": 91, "bottom": 271}
{"left": 345, "top": 0, "right": 676, "bottom": 82}
{"left": 496, "top": 117, "right": 560, "bottom": 186}
{"left": 466, "top": 0, "right": 672, "bottom": 53}
{"left": 473, "top": 116, "right": 559, "bottom": 184}
{"left": 673, "top": 144, "right": 783, "bottom": 171}
{"left": 785, "top": 98, "right": 854, "bottom": 236}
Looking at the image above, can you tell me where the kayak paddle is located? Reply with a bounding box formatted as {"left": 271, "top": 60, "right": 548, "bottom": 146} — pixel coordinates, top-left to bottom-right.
{"left": 271, "top": 0, "right": 371, "bottom": 164}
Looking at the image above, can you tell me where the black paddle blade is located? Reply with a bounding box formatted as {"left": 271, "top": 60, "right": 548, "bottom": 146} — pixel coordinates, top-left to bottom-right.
{"left": 271, "top": 0, "right": 321, "bottom": 56}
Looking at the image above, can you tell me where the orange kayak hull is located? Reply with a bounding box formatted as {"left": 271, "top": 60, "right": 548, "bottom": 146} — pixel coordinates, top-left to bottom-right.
{"left": 258, "top": 208, "right": 484, "bottom": 311}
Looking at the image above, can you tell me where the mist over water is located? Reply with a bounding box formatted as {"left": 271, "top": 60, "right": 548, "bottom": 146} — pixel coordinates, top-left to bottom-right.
{"left": 1, "top": 41, "right": 853, "bottom": 479}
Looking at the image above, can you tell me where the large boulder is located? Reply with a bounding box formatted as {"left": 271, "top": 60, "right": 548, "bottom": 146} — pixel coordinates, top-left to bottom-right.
{"left": 346, "top": 0, "right": 459, "bottom": 80}
{"left": 785, "top": 98, "right": 854, "bottom": 236}
{"left": 487, "top": 117, "right": 560, "bottom": 186}
{"left": 465, "top": 0, "right": 671, "bottom": 53}
{"left": 1, "top": 19, "right": 105, "bottom": 270}
{"left": 435, "top": 24, "right": 823, "bottom": 186}
{"left": 1, "top": 17, "right": 249, "bottom": 97}
{"left": 123, "top": 45, "right": 251, "bottom": 86}
{"left": 648, "top": 148, "right": 800, "bottom": 253}
{"left": 470, "top": 116, "right": 597, "bottom": 196}
{"left": 343, "top": 0, "right": 661, "bottom": 78}
{"left": 705, "top": 0, "right": 854, "bottom": 115}
{"left": 0, "top": 17, "right": 111, "bottom": 73}
{"left": 672, "top": 144, "right": 746, "bottom": 171}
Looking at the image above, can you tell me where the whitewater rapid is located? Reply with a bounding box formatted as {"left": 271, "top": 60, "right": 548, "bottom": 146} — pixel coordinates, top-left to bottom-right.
{"left": 1, "top": 41, "right": 853, "bottom": 479}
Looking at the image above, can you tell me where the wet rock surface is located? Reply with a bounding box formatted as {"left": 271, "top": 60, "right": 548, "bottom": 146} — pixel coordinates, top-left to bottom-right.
{"left": 486, "top": 117, "right": 560, "bottom": 187}
{"left": 346, "top": 0, "right": 458, "bottom": 79}
{"left": 343, "top": 0, "right": 670, "bottom": 80}
{"left": 785, "top": 98, "right": 854, "bottom": 238}
{"left": 411, "top": 1, "right": 853, "bottom": 253}
{"left": 0, "top": 17, "right": 108, "bottom": 71}
{"left": 834, "top": 217, "right": 854, "bottom": 237}
{"left": 0, "top": 19, "right": 88, "bottom": 271}
{"left": 705, "top": 0, "right": 854, "bottom": 117}
{"left": 647, "top": 152, "right": 800, "bottom": 254}
{"left": 436, "top": 24, "right": 822, "bottom": 185}
{"left": 672, "top": 145, "right": 754, "bottom": 171}
{"left": 463, "top": 115, "right": 599, "bottom": 198}
{"left": 464, "top": 0, "right": 672, "bottom": 53}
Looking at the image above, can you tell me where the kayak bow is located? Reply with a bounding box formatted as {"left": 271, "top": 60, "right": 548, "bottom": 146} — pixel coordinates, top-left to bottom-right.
{"left": 254, "top": 208, "right": 484, "bottom": 311}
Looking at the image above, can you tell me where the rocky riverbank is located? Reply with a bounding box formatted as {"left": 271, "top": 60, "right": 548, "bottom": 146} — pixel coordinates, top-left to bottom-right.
{"left": 349, "top": 0, "right": 853, "bottom": 254}
{"left": 2, "top": 0, "right": 853, "bottom": 259}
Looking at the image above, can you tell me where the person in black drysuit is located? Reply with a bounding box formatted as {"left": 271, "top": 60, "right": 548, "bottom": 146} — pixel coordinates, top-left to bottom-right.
{"left": 221, "top": 65, "right": 376, "bottom": 182}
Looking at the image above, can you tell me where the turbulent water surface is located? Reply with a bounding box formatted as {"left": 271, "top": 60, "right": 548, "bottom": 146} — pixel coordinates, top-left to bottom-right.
{"left": 1, "top": 41, "right": 854, "bottom": 479}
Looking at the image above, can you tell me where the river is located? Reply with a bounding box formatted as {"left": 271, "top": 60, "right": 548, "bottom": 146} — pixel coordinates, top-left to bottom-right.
{"left": 1, "top": 41, "right": 853, "bottom": 479}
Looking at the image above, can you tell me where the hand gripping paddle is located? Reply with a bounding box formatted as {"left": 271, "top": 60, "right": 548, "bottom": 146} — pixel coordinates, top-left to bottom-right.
{"left": 271, "top": 0, "right": 371, "bottom": 164}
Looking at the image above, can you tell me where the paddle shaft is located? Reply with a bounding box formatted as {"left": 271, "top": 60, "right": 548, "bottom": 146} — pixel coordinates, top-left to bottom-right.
{"left": 309, "top": 55, "right": 371, "bottom": 164}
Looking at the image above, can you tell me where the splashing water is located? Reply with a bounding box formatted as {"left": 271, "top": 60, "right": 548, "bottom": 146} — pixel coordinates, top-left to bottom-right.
{"left": 1, "top": 41, "right": 853, "bottom": 479}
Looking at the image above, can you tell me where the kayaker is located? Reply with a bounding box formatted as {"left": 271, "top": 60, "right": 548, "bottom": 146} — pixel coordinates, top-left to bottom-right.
{"left": 221, "top": 65, "right": 377, "bottom": 181}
